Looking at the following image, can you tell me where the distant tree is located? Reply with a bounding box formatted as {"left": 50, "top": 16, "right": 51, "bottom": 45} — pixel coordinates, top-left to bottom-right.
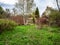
{"left": 49, "top": 8, "right": 60, "bottom": 26}
{"left": 0, "top": 6, "right": 11, "bottom": 18}
{"left": 15, "top": 0, "right": 36, "bottom": 24}
{"left": 15, "top": 0, "right": 25, "bottom": 24}
{"left": 12, "top": 8, "right": 17, "bottom": 16}
{"left": 5, "top": 9, "right": 10, "bottom": 17}
{"left": 35, "top": 7, "right": 40, "bottom": 18}
{"left": 26, "top": 0, "right": 36, "bottom": 14}
{"left": 31, "top": 12, "right": 36, "bottom": 23}
{"left": 0, "top": 6, "right": 6, "bottom": 18}
{"left": 56, "top": 0, "right": 60, "bottom": 11}
{"left": 53, "top": 0, "right": 60, "bottom": 11}
{"left": 15, "top": 0, "right": 35, "bottom": 14}
{"left": 15, "top": 0, "right": 24, "bottom": 14}
{"left": 6, "top": 9, "right": 10, "bottom": 13}
{"left": 0, "top": 6, "right": 4, "bottom": 15}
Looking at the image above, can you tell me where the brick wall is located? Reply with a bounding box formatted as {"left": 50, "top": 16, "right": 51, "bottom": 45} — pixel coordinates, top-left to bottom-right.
{"left": 10, "top": 15, "right": 24, "bottom": 25}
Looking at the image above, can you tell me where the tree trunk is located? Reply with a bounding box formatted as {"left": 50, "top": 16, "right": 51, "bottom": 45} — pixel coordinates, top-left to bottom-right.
{"left": 56, "top": 0, "right": 60, "bottom": 12}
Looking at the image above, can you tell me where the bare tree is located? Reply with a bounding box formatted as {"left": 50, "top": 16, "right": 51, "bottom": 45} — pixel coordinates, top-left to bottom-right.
{"left": 56, "top": 0, "right": 60, "bottom": 11}
{"left": 26, "top": 0, "right": 36, "bottom": 14}
{"left": 5, "top": 9, "right": 10, "bottom": 18}
{"left": 6, "top": 9, "right": 10, "bottom": 14}
{"left": 15, "top": 0, "right": 25, "bottom": 24}
{"left": 15, "top": 0, "right": 35, "bottom": 14}
{"left": 12, "top": 8, "right": 17, "bottom": 16}
{"left": 15, "top": 0, "right": 24, "bottom": 14}
{"left": 15, "top": 0, "right": 36, "bottom": 24}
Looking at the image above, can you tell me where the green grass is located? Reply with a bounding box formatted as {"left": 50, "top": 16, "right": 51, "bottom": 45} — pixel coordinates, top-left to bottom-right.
{"left": 0, "top": 25, "right": 60, "bottom": 45}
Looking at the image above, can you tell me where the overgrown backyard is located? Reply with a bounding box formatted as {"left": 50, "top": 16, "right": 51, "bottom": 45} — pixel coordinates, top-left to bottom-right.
{"left": 0, "top": 0, "right": 60, "bottom": 45}
{"left": 0, "top": 25, "right": 60, "bottom": 45}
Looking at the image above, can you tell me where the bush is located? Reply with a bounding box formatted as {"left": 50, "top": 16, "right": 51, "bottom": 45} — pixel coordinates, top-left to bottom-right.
{"left": 0, "top": 19, "right": 17, "bottom": 33}
{"left": 49, "top": 10, "right": 60, "bottom": 27}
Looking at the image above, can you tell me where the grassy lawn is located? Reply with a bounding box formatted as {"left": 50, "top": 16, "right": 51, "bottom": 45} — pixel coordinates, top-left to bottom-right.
{"left": 0, "top": 25, "right": 60, "bottom": 45}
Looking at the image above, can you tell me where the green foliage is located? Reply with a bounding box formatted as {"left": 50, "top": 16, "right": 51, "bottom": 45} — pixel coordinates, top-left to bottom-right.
{"left": 35, "top": 7, "right": 39, "bottom": 18}
{"left": 0, "top": 6, "right": 5, "bottom": 18}
{"left": 49, "top": 9, "right": 60, "bottom": 27}
{"left": 0, "top": 6, "right": 4, "bottom": 15}
{"left": 32, "top": 17, "right": 35, "bottom": 23}
{"left": 0, "top": 19, "right": 17, "bottom": 33}
{"left": 0, "top": 6, "right": 10, "bottom": 18}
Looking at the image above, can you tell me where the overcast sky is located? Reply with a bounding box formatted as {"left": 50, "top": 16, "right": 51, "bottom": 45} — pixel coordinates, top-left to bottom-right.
{"left": 0, "top": 0, "right": 57, "bottom": 15}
